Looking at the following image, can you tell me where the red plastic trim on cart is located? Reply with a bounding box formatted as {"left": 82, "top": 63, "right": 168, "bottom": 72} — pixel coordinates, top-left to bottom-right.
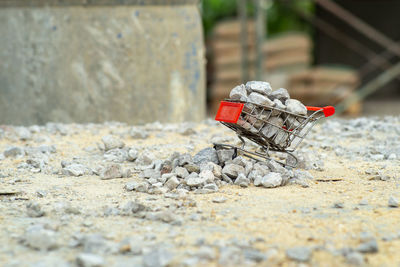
{"left": 306, "top": 106, "right": 335, "bottom": 117}
{"left": 215, "top": 101, "right": 244, "bottom": 123}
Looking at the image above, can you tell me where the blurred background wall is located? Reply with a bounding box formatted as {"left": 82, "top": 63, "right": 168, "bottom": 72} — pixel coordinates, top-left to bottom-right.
{"left": 0, "top": 0, "right": 205, "bottom": 125}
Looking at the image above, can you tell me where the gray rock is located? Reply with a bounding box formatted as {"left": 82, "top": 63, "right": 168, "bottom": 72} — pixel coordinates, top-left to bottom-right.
{"left": 359, "top": 199, "right": 369, "bottom": 206}
{"left": 243, "top": 248, "right": 267, "bottom": 262}
{"left": 174, "top": 166, "right": 189, "bottom": 178}
{"left": 203, "top": 183, "right": 219, "bottom": 191}
{"left": 103, "top": 148, "right": 128, "bottom": 163}
{"left": 216, "top": 149, "right": 235, "bottom": 164}
{"left": 388, "top": 196, "right": 399, "bottom": 208}
{"left": 63, "top": 164, "right": 90, "bottom": 177}
{"left": 269, "top": 88, "right": 290, "bottom": 102}
{"left": 345, "top": 252, "right": 365, "bottom": 265}
{"left": 122, "top": 201, "right": 146, "bottom": 214}
{"left": 143, "top": 247, "right": 174, "bottom": 267}
{"left": 286, "top": 247, "right": 312, "bottom": 262}
{"left": 273, "top": 99, "right": 286, "bottom": 111}
{"left": 193, "top": 147, "right": 219, "bottom": 165}
{"left": 82, "top": 234, "right": 111, "bottom": 254}
{"left": 24, "top": 225, "right": 57, "bottom": 251}
{"left": 357, "top": 239, "right": 378, "bottom": 253}
{"left": 165, "top": 176, "right": 180, "bottom": 190}
{"left": 261, "top": 172, "right": 283, "bottom": 188}
{"left": 125, "top": 181, "right": 149, "bottom": 193}
{"left": 186, "top": 176, "right": 205, "bottom": 187}
{"left": 76, "top": 253, "right": 104, "bottom": 267}
{"left": 229, "top": 84, "right": 247, "bottom": 101}
{"left": 212, "top": 196, "right": 227, "bottom": 203}
{"left": 101, "top": 135, "right": 125, "bottom": 151}
{"left": 135, "top": 152, "right": 155, "bottom": 166}
{"left": 285, "top": 99, "right": 307, "bottom": 116}
{"left": 100, "top": 164, "right": 123, "bottom": 179}
{"left": 222, "top": 164, "right": 245, "bottom": 179}
{"left": 130, "top": 128, "right": 149, "bottom": 139}
{"left": 199, "top": 170, "right": 215, "bottom": 184}
{"left": 178, "top": 153, "right": 193, "bottom": 166}
{"left": 184, "top": 163, "right": 200, "bottom": 174}
{"left": 4, "top": 146, "right": 24, "bottom": 157}
{"left": 127, "top": 149, "right": 139, "bottom": 161}
{"left": 248, "top": 92, "right": 275, "bottom": 107}
{"left": 261, "top": 116, "right": 284, "bottom": 138}
{"left": 245, "top": 81, "right": 272, "bottom": 95}
{"left": 234, "top": 173, "right": 250, "bottom": 187}
{"left": 16, "top": 127, "right": 32, "bottom": 140}
{"left": 26, "top": 202, "right": 45, "bottom": 217}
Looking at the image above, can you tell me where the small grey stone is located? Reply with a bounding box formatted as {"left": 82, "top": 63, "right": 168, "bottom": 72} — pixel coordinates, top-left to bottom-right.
{"left": 26, "top": 202, "right": 45, "bottom": 217}
{"left": 186, "top": 177, "right": 205, "bottom": 187}
{"left": 184, "top": 163, "right": 200, "bottom": 174}
{"left": 103, "top": 148, "right": 128, "bottom": 163}
{"left": 101, "top": 135, "right": 125, "bottom": 151}
{"left": 243, "top": 248, "right": 267, "bottom": 262}
{"left": 261, "top": 172, "right": 283, "bottom": 188}
{"left": 285, "top": 99, "right": 307, "bottom": 116}
{"left": 174, "top": 166, "right": 189, "bottom": 178}
{"left": 212, "top": 196, "right": 227, "bottom": 203}
{"left": 127, "top": 149, "right": 139, "bottom": 161}
{"left": 63, "top": 164, "right": 90, "bottom": 177}
{"left": 261, "top": 116, "right": 284, "bottom": 139}
{"left": 229, "top": 84, "right": 247, "bottom": 101}
{"left": 4, "top": 146, "right": 24, "bottom": 157}
{"left": 345, "top": 252, "right": 365, "bottom": 265}
{"left": 193, "top": 147, "right": 219, "bottom": 165}
{"left": 16, "top": 127, "right": 32, "bottom": 140}
{"left": 130, "top": 128, "right": 149, "bottom": 139}
{"left": 270, "top": 87, "right": 290, "bottom": 102}
{"left": 143, "top": 247, "right": 173, "bottom": 267}
{"left": 178, "top": 153, "right": 193, "bottom": 166}
{"left": 388, "top": 196, "right": 399, "bottom": 208}
{"left": 122, "top": 201, "right": 146, "bottom": 214}
{"left": 216, "top": 149, "right": 235, "bottom": 164}
{"left": 82, "top": 234, "right": 110, "bottom": 254}
{"left": 286, "top": 247, "right": 312, "bottom": 262}
{"left": 357, "top": 239, "right": 378, "bottom": 253}
{"left": 76, "top": 253, "right": 104, "bottom": 267}
{"left": 100, "top": 164, "right": 123, "bottom": 179}
{"left": 199, "top": 170, "right": 215, "bottom": 184}
{"left": 135, "top": 152, "right": 155, "bottom": 167}
{"left": 248, "top": 92, "right": 275, "bottom": 107}
{"left": 222, "top": 164, "right": 245, "bottom": 179}
{"left": 165, "top": 176, "right": 180, "bottom": 190}
{"left": 234, "top": 173, "right": 250, "bottom": 187}
{"left": 203, "top": 183, "right": 219, "bottom": 191}
{"left": 24, "top": 225, "right": 57, "bottom": 251}
{"left": 125, "top": 181, "right": 149, "bottom": 193}
{"left": 245, "top": 81, "right": 272, "bottom": 95}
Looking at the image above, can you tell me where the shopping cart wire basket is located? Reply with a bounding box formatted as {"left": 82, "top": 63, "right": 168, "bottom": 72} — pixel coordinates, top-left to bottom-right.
{"left": 214, "top": 99, "right": 335, "bottom": 167}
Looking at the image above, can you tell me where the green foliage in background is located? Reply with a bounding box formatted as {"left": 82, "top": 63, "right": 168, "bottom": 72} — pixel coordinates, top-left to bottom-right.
{"left": 201, "top": 0, "right": 314, "bottom": 37}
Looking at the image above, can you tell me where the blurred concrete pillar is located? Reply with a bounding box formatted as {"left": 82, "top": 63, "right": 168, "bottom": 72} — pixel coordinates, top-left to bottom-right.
{"left": 0, "top": 0, "right": 205, "bottom": 125}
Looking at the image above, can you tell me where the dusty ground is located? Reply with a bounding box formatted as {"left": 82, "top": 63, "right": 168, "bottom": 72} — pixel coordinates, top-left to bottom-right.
{"left": 0, "top": 117, "right": 399, "bottom": 267}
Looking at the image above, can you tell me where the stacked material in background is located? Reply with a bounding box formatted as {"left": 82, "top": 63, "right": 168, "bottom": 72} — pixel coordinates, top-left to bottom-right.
{"left": 207, "top": 19, "right": 360, "bottom": 115}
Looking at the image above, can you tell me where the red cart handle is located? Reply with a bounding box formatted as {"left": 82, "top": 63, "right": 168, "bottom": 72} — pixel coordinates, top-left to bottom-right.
{"left": 306, "top": 106, "right": 335, "bottom": 117}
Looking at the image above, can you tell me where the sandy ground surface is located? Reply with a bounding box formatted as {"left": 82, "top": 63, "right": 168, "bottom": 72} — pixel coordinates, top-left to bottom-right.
{"left": 0, "top": 118, "right": 399, "bottom": 267}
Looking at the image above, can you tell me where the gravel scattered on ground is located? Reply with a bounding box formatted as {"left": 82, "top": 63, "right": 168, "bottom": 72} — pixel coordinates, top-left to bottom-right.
{"left": 0, "top": 116, "right": 400, "bottom": 266}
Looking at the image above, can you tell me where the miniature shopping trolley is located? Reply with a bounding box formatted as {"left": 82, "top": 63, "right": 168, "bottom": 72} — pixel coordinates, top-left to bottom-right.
{"left": 214, "top": 99, "right": 335, "bottom": 167}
